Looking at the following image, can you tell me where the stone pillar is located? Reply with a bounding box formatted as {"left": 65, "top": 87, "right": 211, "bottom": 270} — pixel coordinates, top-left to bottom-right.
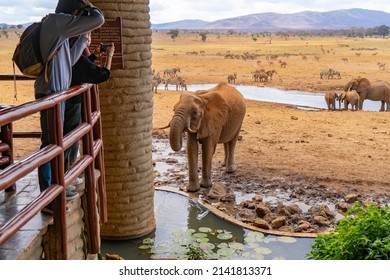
{"left": 93, "top": 0, "right": 155, "bottom": 239}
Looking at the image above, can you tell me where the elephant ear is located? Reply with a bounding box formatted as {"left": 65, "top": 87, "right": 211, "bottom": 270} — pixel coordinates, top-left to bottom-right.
{"left": 197, "top": 91, "right": 231, "bottom": 140}
{"left": 357, "top": 78, "right": 371, "bottom": 93}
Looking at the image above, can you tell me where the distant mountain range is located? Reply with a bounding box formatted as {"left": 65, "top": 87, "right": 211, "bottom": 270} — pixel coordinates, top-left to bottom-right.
{"left": 151, "top": 8, "right": 390, "bottom": 31}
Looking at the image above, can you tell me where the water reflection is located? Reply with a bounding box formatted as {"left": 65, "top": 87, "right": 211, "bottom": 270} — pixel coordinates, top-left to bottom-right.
{"left": 187, "top": 84, "right": 380, "bottom": 111}
{"left": 101, "top": 191, "right": 314, "bottom": 260}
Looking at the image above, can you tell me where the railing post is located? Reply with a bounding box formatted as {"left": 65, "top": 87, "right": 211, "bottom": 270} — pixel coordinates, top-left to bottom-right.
{"left": 47, "top": 103, "right": 68, "bottom": 260}
{"left": 82, "top": 87, "right": 100, "bottom": 254}
{"left": 0, "top": 123, "right": 16, "bottom": 192}
{"left": 91, "top": 85, "right": 107, "bottom": 223}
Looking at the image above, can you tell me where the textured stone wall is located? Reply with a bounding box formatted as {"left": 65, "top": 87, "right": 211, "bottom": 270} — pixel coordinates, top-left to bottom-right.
{"left": 93, "top": 0, "right": 156, "bottom": 239}
{"left": 42, "top": 198, "right": 86, "bottom": 260}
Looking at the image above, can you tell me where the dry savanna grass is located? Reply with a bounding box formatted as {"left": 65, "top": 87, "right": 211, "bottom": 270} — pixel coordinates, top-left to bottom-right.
{"left": 151, "top": 32, "right": 390, "bottom": 92}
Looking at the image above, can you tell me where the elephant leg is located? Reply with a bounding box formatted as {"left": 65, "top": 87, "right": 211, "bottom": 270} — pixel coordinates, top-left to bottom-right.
{"left": 380, "top": 101, "right": 385, "bottom": 112}
{"left": 224, "top": 137, "right": 238, "bottom": 173}
{"left": 186, "top": 133, "right": 200, "bottom": 192}
{"left": 200, "top": 138, "right": 215, "bottom": 188}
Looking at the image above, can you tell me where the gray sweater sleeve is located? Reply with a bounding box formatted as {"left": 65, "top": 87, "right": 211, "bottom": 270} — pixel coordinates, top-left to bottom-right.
{"left": 40, "top": 7, "right": 105, "bottom": 61}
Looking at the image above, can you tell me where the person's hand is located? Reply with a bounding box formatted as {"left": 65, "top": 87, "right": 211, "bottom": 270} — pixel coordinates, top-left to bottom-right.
{"left": 93, "top": 46, "right": 102, "bottom": 58}
{"left": 83, "top": 31, "right": 91, "bottom": 46}
{"left": 106, "top": 43, "right": 115, "bottom": 58}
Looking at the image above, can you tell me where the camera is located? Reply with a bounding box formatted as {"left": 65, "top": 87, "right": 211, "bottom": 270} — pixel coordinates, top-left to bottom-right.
{"left": 100, "top": 43, "right": 112, "bottom": 52}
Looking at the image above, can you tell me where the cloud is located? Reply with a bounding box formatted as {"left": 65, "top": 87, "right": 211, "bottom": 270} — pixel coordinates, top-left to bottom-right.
{"left": 0, "top": 1, "right": 55, "bottom": 24}
{"left": 2, "top": 0, "right": 390, "bottom": 25}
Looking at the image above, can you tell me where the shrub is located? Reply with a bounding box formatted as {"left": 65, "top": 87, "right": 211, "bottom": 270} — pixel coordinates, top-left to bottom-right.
{"left": 307, "top": 201, "right": 390, "bottom": 260}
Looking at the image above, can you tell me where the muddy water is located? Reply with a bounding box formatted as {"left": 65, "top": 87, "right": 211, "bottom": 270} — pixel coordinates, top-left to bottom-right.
{"left": 101, "top": 190, "right": 314, "bottom": 260}
{"left": 187, "top": 83, "right": 380, "bottom": 111}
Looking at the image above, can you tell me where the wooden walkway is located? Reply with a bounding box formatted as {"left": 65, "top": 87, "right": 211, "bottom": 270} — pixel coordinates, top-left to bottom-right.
{"left": 0, "top": 170, "right": 52, "bottom": 260}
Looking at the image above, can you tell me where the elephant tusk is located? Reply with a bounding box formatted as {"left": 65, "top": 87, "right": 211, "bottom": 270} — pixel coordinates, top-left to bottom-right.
{"left": 158, "top": 122, "right": 171, "bottom": 129}
{"left": 159, "top": 123, "right": 170, "bottom": 129}
{"left": 186, "top": 126, "right": 197, "bottom": 133}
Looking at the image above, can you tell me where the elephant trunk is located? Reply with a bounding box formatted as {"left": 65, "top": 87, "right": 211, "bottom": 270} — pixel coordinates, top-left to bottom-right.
{"left": 169, "top": 117, "right": 185, "bottom": 152}
{"left": 344, "top": 80, "right": 354, "bottom": 92}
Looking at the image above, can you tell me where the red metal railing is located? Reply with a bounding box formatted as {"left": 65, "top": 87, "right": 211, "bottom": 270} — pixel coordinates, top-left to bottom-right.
{"left": 0, "top": 74, "right": 107, "bottom": 259}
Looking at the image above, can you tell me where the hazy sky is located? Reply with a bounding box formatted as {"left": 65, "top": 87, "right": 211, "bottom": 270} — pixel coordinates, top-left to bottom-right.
{"left": 0, "top": 0, "right": 389, "bottom": 25}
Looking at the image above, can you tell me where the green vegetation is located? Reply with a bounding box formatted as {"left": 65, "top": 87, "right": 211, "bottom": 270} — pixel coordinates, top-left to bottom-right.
{"left": 199, "top": 32, "right": 208, "bottom": 42}
{"left": 167, "top": 29, "right": 179, "bottom": 41}
{"left": 307, "top": 202, "right": 390, "bottom": 260}
{"left": 186, "top": 244, "right": 208, "bottom": 260}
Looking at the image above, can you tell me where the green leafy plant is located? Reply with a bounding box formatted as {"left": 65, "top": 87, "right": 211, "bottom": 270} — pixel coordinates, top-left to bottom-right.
{"left": 186, "top": 244, "right": 208, "bottom": 260}
{"left": 307, "top": 202, "right": 390, "bottom": 260}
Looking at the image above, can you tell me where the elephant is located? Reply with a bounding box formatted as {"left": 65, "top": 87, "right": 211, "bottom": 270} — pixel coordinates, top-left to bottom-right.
{"left": 324, "top": 91, "right": 339, "bottom": 111}
{"left": 344, "top": 77, "right": 390, "bottom": 111}
{"left": 164, "top": 82, "right": 246, "bottom": 192}
{"left": 227, "top": 73, "right": 237, "bottom": 84}
{"left": 339, "top": 91, "right": 360, "bottom": 111}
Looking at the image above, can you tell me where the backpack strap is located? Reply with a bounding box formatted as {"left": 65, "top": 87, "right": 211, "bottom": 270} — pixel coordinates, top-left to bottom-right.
{"left": 12, "top": 62, "right": 18, "bottom": 100}
{"left": 44, "top": 49, "right": 59, "bottom": 83}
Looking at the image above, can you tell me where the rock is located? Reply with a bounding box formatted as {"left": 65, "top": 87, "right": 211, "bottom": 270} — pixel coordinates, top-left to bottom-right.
{"left": 247, "top": 202, "right": 257, "bottom": 209}
{"left": 287, "top": 204, "right": 302, "bottom": 214}
{"left": 289, "top": 214, "right": 301, "bottom": 223}
{"left": 255, "top": 204, "right": 272, "bottom": 218}
{"left": 314, "top": 215, "right": 331, "bottom": 226}
{"left": 295, "top": 221, "right": 312, "bottom": 232}
{"left": 345, "top": 193, "right": 359, "bottom": 203}
{"left": 220, "top": 193, "right": 236, "bottom": 202}
{"left": 255, "top": 120, "right": 261, "bottom": 124}
{"left": 166, "top": 158, "right": 178, "bottom": 164}
{"left": 308, "top": 205, "right": 335, "bottom": 218}
{"left": 278, "top": 226, "right": 294, "bottom": 232}
{"left": 253, "top": 218, "right": 270, "bottom": 230}
{"left": 207, "top": 182, "right": 228, "bottom": 199}
{"left": 105, "top": 253, "right": 124, "bottom": 260}
{"left": 271, "top": 216, "right": 286, "bottom": 229}
{"left": 263, "top": 213, "right": 279, "bottom": 223}
{"left": 335, "top": 201, "right": 349, "bottom": 212}
{"left": 252, "top": 194, "right": 263, "bottom": 202}
{"left": 291, "top": 116, "right": 298, "bottom": 120}
{"left": 278, "top": 207, "right": 291, "bottom": 216}
{"left": 241, "top": 217, "right": 254, "bottom": 224}
{"left": 238, "top": 209, "right": 253, "bottom": 219}
{"left": 240, "top": 200, "right": 251, "bottom": 208}
{"left": 362, "top": 198, "right": 374, "bottom": 207}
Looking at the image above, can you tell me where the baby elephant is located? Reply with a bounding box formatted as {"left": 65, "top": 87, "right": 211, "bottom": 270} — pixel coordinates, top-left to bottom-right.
{"left": 340, "top": 91, "right": 360, "bottom": 111}
{"left": 324, "top": 91, "right": 339, "bottom": 111}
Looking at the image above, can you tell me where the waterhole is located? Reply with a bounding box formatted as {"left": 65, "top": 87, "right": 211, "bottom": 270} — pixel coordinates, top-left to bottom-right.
{"left": 101, "top": 190, "right": 314, "bottom": 260}
{"left": 187, "top": 83, "right": 380, "bottom": 111}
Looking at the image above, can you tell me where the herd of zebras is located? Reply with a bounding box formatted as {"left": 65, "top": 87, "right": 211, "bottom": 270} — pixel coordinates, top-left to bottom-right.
{"left": 320, "top": 68, "right": 341, "bottom": 79}
{"left": 151, "top": 67, "right": 187, "bottom": 93}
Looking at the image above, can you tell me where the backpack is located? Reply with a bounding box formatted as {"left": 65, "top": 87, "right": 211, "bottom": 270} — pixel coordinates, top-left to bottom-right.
{"left": 12, "top": 18, "right": 58, "bottom": 80}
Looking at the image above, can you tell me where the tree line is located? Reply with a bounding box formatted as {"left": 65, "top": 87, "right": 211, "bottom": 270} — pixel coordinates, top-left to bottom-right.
{"left": 161, "top": 25, "right": 390, "bottom": 41}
